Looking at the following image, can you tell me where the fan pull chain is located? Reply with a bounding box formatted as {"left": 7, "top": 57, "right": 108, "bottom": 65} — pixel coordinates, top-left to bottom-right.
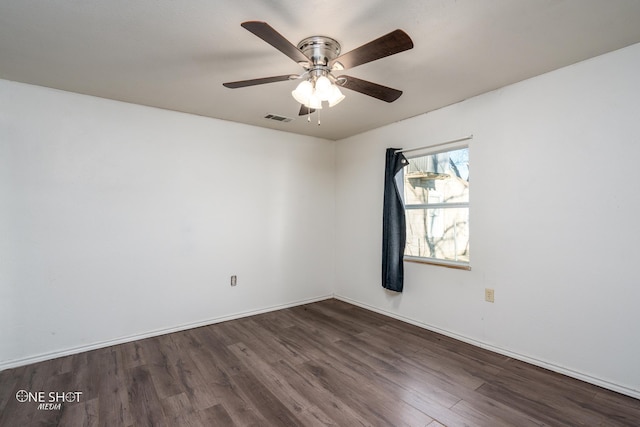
{"left": 317, "top": 106, "right": 321, "bottom": 126}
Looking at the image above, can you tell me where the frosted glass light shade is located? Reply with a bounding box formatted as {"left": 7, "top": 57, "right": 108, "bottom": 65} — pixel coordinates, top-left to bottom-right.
{"left": 291, "top": 80, "right": 313, "bottom": 105}
{"left": 327, "top": 85, "right": 345, "bottom": 107}
{"left": 315, "top": 76, "right": 332, "bottom": 101}
{"left": 307, "top": 92, "right": 323, "bottom": 109}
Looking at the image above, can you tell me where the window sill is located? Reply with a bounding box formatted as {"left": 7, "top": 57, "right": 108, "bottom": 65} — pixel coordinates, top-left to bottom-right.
{"left": 404, "top": 256, "right": 471, "bottom": 271}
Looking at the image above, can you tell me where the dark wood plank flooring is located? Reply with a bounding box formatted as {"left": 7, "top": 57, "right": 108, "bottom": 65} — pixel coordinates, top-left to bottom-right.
{"left": 1, "top": 299, "right": 639, "bottom": 426}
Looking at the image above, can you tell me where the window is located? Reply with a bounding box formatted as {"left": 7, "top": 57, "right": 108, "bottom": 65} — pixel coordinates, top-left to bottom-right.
{"left": 402, "top": 146, "right": 470, "bottom": 269}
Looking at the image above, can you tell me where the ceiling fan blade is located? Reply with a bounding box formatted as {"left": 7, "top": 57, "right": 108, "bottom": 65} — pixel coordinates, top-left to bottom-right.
{"left": 223, "top": 75, "right": 294, "bottom": 88}
{"left": 330, "top": 29, "right": 413, "bottom": 70}
{"left": 241, "top": 21, "right": 310, "bottom": 65}
{"left": 337, "top": 75, "right": 403, "bottom": 102}
{"left": 299, "top": 105, "right": 316, "bottom": 116}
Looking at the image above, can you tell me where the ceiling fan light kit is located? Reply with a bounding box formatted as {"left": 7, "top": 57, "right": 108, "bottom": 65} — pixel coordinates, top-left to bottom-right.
{"left": 223, "top": 21, "right": 414, "bottom": 122}
{"left": 291, "top": 74, "right": 345, "bottom": 109}
{"left": 291, "top": 35, "right": 345, "bottom": 110}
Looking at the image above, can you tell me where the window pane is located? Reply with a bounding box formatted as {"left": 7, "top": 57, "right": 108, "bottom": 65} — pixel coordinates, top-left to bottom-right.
{"left": 405, "top": 207, "right": 469, "bottom": 263}
{"left": 404, "top": 147, "right": 469, "bottom": 205}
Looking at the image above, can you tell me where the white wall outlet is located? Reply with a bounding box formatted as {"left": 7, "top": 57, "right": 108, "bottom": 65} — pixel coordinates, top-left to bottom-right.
{"left": 231, "top": 275, "right": 237, "bottom": 286}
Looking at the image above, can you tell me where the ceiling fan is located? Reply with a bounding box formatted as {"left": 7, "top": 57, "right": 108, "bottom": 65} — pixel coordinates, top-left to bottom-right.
{"left": 223, "top": 21, "right": 414, "bottom": 117}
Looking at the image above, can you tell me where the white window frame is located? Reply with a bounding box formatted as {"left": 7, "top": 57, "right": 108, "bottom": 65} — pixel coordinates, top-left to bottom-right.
{"left": 400, "top": 144, "right": 471, "bottom": 270}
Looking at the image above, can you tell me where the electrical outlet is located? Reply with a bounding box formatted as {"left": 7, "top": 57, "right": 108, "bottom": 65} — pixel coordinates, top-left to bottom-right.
{"left": 485, "top": 288, "right": 495, "bottom": 303}
{"left": 231, "top": 275, "right": 237, "bottom": 287}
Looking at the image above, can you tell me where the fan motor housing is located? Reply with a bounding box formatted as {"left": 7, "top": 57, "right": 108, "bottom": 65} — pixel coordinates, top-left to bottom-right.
{"left": 297, "top": 36, "right": 341, "bottom": 67}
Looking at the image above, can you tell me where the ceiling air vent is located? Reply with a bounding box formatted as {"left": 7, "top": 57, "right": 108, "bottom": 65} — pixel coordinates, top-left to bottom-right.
{"left": 264, "top": 113, "right": 293, "bottom": 123}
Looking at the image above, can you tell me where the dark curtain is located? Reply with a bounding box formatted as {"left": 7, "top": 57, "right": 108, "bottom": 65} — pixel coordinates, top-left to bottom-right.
{"left": 382, "top": 148, "right": 408, "bottom": 292}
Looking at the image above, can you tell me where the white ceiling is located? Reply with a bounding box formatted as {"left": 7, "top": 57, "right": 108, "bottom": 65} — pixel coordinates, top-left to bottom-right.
{"left": 2, "top": 0, "right": 640, "bottom": 141}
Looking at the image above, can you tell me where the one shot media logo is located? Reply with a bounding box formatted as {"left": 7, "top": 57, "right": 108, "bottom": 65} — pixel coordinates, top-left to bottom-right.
{"left": 15, "top": 390, "right": 82, "bottom": 410}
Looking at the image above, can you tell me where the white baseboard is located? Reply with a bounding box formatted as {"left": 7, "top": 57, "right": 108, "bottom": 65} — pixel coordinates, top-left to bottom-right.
{"left": 334, "top": 294, "right": 640, "bottom": 400}
{"left": 0, "top": 294, "right": 333, "bottom": 372}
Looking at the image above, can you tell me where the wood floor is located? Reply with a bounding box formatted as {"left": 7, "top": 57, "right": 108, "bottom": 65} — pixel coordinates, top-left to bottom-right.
{"left": 1, "top": 299, "right": 639, "bottom": 426}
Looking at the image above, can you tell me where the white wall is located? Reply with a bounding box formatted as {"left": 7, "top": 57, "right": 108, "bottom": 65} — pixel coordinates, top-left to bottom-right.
{"left": 335, "top": 43, "right": 640, "bottom": 398}
{"left": 0, "top": 80, "right": 335, "bottom": 368}
{"left": 3, "top": 43, "right": 639, "bottom": 399}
